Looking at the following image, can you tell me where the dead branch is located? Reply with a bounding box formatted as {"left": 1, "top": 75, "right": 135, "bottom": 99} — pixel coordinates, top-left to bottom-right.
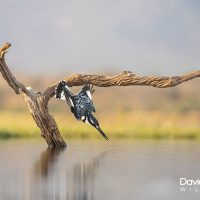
{"left": 0, "top": 42, "right": 200, "bottom": 148}
{"left": 0, "top": 43, "right": 27, "bottom": 94}
{"left": 0, "top": 43, "right": 66, "bottom": 148}
{"left": 43, "top": 70, "right": 200, "bottom": 103}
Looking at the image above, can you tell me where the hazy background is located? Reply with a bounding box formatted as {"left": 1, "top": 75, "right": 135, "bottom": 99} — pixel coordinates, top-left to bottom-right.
{"left": 1, "top": 2, "right": 200, "bottom": 199}
{"left": 1, "top": 3, "right": 200, "bottom": 200}
{"left": 0, "top": 0, "right": 200, "bottom": 140}
{"left": 1, "top": 0, "right": 200, "bottom": 75}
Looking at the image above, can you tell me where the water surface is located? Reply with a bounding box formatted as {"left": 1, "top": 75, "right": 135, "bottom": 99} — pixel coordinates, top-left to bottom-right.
{"left": 0, "top": 140, "right": 200, "bottom": 200}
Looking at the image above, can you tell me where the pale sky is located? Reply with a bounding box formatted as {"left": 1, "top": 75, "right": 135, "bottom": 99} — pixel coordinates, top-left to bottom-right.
{"left": 1, "top": 0, "right": 200, "bottom": 75}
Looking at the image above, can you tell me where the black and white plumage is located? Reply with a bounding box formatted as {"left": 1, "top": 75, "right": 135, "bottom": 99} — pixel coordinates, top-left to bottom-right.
{"left": 55, "top": 80, "right": 109, "bottom": 140}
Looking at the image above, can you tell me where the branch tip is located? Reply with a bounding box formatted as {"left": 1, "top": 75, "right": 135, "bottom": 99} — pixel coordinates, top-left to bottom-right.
{"left": 0, "top": 43, "right": 11, "bottom": 58}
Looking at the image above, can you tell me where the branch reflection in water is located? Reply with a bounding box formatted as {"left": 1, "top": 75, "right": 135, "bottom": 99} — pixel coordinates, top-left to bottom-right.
{"left": 31, "top": 148, "right": 108, "bottom": 200}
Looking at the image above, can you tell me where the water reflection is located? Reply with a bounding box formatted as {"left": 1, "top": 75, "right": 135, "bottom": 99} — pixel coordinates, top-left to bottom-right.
{"left": 2, "top": 141, "right": 200, "bottom": 200}
{"left": 31, "top": 148, "right": 107, "bottom": 200}
{"left": 67, "top": 152, "right": 107, "bottom": 200}
{"left": 33, "top": 148, "right": 64, "bottom": 178}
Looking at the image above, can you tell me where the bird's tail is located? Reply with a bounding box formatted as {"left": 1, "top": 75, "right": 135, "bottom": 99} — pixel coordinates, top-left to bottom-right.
{"left": 88, "top": 84, "right": 95, "bottom": 94}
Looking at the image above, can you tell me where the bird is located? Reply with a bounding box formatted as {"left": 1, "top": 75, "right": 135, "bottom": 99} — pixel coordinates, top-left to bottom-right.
{"left": 55, "top": 80, "right": 109, "bottom": 140}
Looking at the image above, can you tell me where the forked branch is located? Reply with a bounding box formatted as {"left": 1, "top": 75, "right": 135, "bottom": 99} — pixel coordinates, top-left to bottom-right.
{"left": 0, "top": 43, "right": 27, "bottom": 94}
{"left": 0, "top": 43, "right": 66, "bottom": 148}
{"left": 0, "top": 42, "right": 200, "bottom": 148}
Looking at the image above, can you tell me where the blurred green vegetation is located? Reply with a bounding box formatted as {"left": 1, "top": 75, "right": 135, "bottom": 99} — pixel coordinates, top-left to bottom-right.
{"left": 0, "top": 110, "right": 199, "bottom": 140}
{"left": 0, "top": 76, "right": 200, "bottom": 140}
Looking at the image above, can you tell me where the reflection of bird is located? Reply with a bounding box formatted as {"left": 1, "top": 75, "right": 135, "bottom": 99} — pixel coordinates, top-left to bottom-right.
{"left": 55, "top": 80, "right": 109, "bottom": 140}
{"left": 70, "top": 151, "right": 108, "bottom": 200}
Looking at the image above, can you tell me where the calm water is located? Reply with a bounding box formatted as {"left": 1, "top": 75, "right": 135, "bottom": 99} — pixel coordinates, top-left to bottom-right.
{"left": 0, "top": 139, "right": 200, "bottom": 200}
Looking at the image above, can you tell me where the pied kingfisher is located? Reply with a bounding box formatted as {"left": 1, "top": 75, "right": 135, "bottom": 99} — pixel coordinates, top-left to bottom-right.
{"left": 55, "top": 81, "right": 109, "bottom": 140}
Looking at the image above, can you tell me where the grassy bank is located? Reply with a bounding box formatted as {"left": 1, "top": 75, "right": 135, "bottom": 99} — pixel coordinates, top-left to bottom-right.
{"left": 0, "top": 110, "right": 200, "bottom": 140}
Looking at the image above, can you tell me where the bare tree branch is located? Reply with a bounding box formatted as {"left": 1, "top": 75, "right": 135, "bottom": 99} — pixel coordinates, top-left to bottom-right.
{"left": 0, "top": 42, "right": 200, "bottom": 148}
{"left": 0, "top": 43, "right": 66, "bottom": 148}
{"left": 0, "top": 43, "right": 27, "bottom": 94}
{"left": 43, "top": 70, "right": 200, "bottom": 103}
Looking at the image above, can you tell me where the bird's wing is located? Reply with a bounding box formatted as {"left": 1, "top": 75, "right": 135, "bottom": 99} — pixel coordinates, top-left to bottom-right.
{"left": 78, "top": 84, "right": 96, "bottom": 113}
{"left": 55, "top": 81, "right": 75, "bottom": 108}
{"left": 91, "top": 102, "right": 96, "bottom": 113}
{"left": 55, "top": 81, "right": 65, "bottom": 100}
{"left": 63, "top": 90, "right": 75, "bottom": 108}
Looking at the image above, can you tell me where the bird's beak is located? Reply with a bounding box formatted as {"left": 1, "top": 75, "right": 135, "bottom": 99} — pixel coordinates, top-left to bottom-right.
{"left": 95, "top": 126, "right": 109, "bottom": 140}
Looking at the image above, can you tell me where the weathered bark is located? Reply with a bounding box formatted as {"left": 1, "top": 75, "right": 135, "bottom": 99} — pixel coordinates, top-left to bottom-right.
{"left": 43, "top": 70, "right": 200, "bottom": 102}
{"left": 0, "top": 43, "right": 66, "bottom": 148}
{"left": 22, "top": 92, "right": 66, "bottom": 148}
{"left": 0, "top": 42, "right": 200, "bottom": 148}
